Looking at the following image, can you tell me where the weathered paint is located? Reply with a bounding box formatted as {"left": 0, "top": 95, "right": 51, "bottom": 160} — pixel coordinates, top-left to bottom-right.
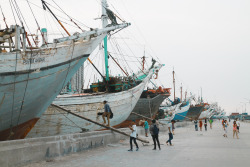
{"left": 27, "top": 67, "right": 156, "bottom": 138}
{"left": 186, "top": 106, "right": 204, "bottom": 120}
{"left": 173, "top": 101, "right": 190, "bottom": 121}
{"left": 0, "top": 34, "right": 106, "bottom": 141}
{"left": 199, "top": 107, "right": 214, "bottom": 119}
{"left": 0, "top": 118, "right": 39, "bottom": 141}
{"left": 116, "top": 94, "right": 170, "bottom": 128}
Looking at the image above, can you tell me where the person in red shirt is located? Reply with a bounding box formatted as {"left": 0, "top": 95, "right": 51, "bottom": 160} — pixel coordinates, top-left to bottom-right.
{"left": 199, "top": 120, "right": 203, "bottom": 131}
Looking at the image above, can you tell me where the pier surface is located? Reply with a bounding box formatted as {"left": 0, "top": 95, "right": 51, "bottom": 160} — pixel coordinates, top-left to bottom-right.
{"left": 24, "top": 121, "right": 250, "bottom": 167}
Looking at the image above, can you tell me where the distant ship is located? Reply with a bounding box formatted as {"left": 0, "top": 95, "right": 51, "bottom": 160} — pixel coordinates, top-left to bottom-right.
{"left": 0, "top": 0, "right": 130, "bottom": 140}
{"left": 198, "top": 104, "right": 216, "bottom": 119}
{"left": 172, "top": 102, "right": 189, "bottom": 121}
{"left": 185, "top": 104, "right": 205, "bottom": 121}
{"left": 115, "top": 87, "right": 171, "bottom": 127}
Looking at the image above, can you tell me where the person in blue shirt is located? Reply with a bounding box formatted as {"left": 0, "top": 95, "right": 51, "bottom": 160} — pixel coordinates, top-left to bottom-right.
{"left": 143, "top": 119, "right": 149, "bottom": 137}
{"left": 102, "top": 100, "right": 111, "bottom": 126}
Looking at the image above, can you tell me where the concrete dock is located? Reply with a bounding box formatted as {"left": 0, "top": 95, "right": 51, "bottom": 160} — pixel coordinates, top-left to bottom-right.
{"left": 22, "top": 121, "right": 250, "bottom": 167}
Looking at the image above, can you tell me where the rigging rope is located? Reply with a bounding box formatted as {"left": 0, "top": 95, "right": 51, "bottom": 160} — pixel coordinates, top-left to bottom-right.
{"left": 51, "top": 0, "right": 84, "bottom": 32}
{"left": 11, "top": 0, "right": 22, "bottom": 25}
{"left": 57, "top": 109, "right": 84, "bottom": 130}
{"left": 38, "top": 116, "right": 82, "bottom": 129}
{"left": 9, "top": 0, "right": 17, "bottom": 24}
{"left": 23, "top": 0, "right": 88, "bottom": 30}
{"left": 9, "top": 52, "right": 18, "bottom": 137}
{"left": 26, "top": 0, "right": 48, "bottom": 46}
{"left": 16, "top": 50, "right": 33, "bottom": 132}
{"left": 44, "top": 0, "right": 90, "bottom": 28}
{"left": 120, "top": 0, "right": 161, "bottom": 63}
{"left": 11, "top": 0, "right": 36, "bottom": 46}
{"left": 0, "top": 5, "right": 8, "bottom": 28}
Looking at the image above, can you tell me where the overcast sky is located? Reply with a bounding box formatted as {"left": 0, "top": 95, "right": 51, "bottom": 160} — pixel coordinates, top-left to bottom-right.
{"left": 1, "top": 0, "right": 250, "bottom": 115}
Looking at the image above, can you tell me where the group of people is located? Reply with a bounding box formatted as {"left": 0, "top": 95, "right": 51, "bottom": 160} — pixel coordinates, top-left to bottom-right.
{"left": 222, "top": 118, "right": 240, "bottom": 139}
{"left": 101, "top": 101, "right": 241, "bottom": 152}
{"left": 194, "top": 119, "right": 213, "bottom": 131}
{"left": 128, "top": 119, "right": 176, "bottom": 151}
{"left": 193, "top": 117, "right": 241, "bottom": 139}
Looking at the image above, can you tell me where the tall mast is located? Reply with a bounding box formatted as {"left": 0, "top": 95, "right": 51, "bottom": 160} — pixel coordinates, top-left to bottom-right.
{"left": 173, "top": 68, "right": 175, "bottom": 100}
{"left": 180, "top": 83, "right": 183, "bottom": 102}
{"left": 142, "top": 55, "right": 145, "bottom": 71}
{"left": 185, "top": 91, "right": 187, "bottom": 101}
{"left": 102, "top": 0, "right": 109, "bottom": 81}
{"left": 201, "top": 87, "right": 203, "bottom": 103}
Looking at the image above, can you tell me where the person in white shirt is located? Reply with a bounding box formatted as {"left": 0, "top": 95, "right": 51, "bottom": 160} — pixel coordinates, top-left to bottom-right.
{"left": 236, "top": 118, "right": 240, "bottom": 133}
{"left": 128, "top": 121, "right": 139, "bottom": 151}
{"left": 166, "top": 120, "right": 174, "bottom": 146}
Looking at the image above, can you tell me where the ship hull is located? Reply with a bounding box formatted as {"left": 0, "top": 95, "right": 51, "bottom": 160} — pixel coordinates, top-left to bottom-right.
{"left": 173, "top": 101, "right": 190, "bottom": 121}
{"left": 27, "top": 69, "right": 154, "bottom": 138}
{"left": 186, "top": 106, "right": 204, "bottom": 121}
{"left": 0, "top": 34, "right": 106, "bottom": 140}
{"left": 198, "top": 108, "right": 212, "bottom": 119}
{"left": 115, "top": 94, "right": 169, "bottom": 127}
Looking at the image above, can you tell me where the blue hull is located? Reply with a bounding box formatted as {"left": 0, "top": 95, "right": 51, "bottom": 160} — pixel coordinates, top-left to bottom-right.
{"left": 173, "top": 101, "right": 190, "bottom": 121}
{"left": 173, "top": 110, "right": 189, "bottom": 121}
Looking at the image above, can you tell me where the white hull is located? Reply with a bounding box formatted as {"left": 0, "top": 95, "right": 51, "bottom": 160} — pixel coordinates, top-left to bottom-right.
{"left": 0, "top": 23, "right": 130, "bottom": 140}
{"left": 27, "top": 68, "right": 155, "bottom": 137}
{"left": 158, "top": 103, "right": 181, "bottom": 124}
{"left": 199, "top": 108, "right": 213, "bottom": 119}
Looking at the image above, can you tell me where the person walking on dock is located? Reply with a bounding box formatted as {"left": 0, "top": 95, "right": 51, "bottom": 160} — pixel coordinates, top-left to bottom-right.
{"left": 199, "top": 119, "right": 203, "bottom": 131}
{"left": 166, "top": 120, "right": 174, "bottom": 146}
{"left": 209, "top": 119, "right": 213, "bottom": 129}
{"left": 236, "top": 118, "right": 240, "bottom": 133}
{"left": 222, "top": 119, "right": 225, "bottom": 129}
{"left": 223, "top": 120, "right": 229, "bottom": 137}
{"left": 150, "top": 119, "right": 161, "bottom": 150}
{"left": 143, "top": 119, "right": 149, "bottom": 137}
{"left": 128, "top": 121, "right": 139, "bottom": 151}
{"left": 172, "top": 120, "right": 176, "bottom": 135}
{"left": 204, "top": 119, "right": 207, "bottom": 131}
{"left": 194, "top": 119, "right": 198, "bottom": 131}
{"left": 233, "top": 121, "right": 239, "bottom": 139}
{"left": 102, "top": 100, "right": 111, "bottom": 126}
